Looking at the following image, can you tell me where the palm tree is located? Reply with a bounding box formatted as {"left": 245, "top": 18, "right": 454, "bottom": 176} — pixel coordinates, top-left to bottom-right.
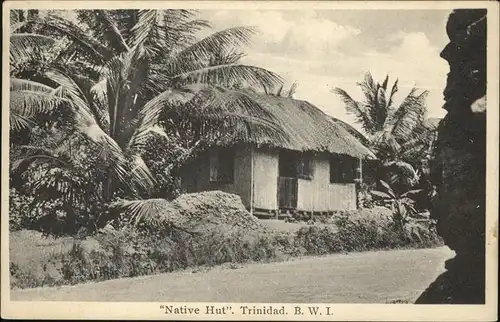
{"left": 332, "top": 72, "right": 431, "bottom": 189}
{"left": 9, "top": 9, "right": 66, "bottom": 133}
{"left": 267, "top": 81, "right": 298, "bottom": 98}
{"left": 10, "top": 9, "right": 287, "bottom": 229}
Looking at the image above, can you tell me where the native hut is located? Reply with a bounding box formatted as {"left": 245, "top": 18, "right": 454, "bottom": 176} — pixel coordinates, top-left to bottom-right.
{"left": 179, "top": 91, "right": 376, "bottom": 217}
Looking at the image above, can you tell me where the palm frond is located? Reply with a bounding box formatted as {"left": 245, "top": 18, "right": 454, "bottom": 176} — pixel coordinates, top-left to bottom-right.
{"left": 287, "top": 81, "right": 298, "bottom": 98}
{"left": 127, "top": 88, "right": 194, "bottom": 152}
{"left": 275, "top": 85, "right": 284, "bottom": 97}
{"left": 79, "top": 124, "right": 131, "bottom": 189}
{"left": 381, "top": 75, "right": 389, "bottom": 91}
{"left": 137, "top": 72, "right": 174, "bottom": 97}
{"left": 10, "top": 145, "right": 74, "bottom": 177}
{"left": 332, "top": 87, "right": 374, "bottom": 133}
{"left": 185, "top": 110, "right": 290, "bottom": 146}
{"left": 9, "top": 110, "right": 35, "bottom": 132}
{"left": 78, "top": 10, "right": 130, "bottom": 53}
{"left": 375, "top": 86, "right": 388, "bottom": 128}
{"left": 28, "top": 168, "right": 98, "bottom": 207}
{"left": 45, "top": 69, "right": 134, "bottom": 189}
{"left": 128, "top": 9, "right": 158, "bottom": 50}
{"left": 225, "top": 114, "right": 290, "bottom": 145}
{"left": 371, "top": 130, "right": 401, "bottom": 159}
{"left": 38, "top": 13, "right": 109, "bottom": 62}
{"left": 10, "top": 9, "right": 24, "bottom": 28}
{"left": 399, "top": 125, "right": 435, "bottom": 161}
{"left": 161, "top": 16, "right": 211, "bottom": 53}
{"left": 9, "top": 33, "right": 58, "bottom": 64}
{"left": 188, "top": 86, "right": 277, "bottom": 120}
{"left": 387, "top": 78, "right": 399, "bottom": 109}
{"left": 387, "top": 88, "right": 429, "bottom": 142}
{"left": 171, "top": 63, "right": 283, "bottom": 90}
{"left": 9, "top": 78, "right": 64, "bottom": 131}
{"left": 130, "top": 155, "right": 156, "bottom": 192}
{"left": 168, "top": 26, "right": 257, "bottom": 75}
{"left": 9, "top": 91, "right": 60, "bottom": 131}
{"left": 357, "top": 72, "right": 377, "bottom": 103}
{"left": 209, "top": 48, "right": 246, "bottom": 66}
{"left": 45, "top": 69, "right": 94, "bottom": 120}
{"left": 108, "top": 198, "right": 168, "bottom": 227}
{"left": 90, "top": 78, "right": 107, "bottom": 104}
{"left": 100, "top": 55, "right": 128, "bottom": 138}
{"left": 10, "top": 78, "right": 57, "bottom": 94}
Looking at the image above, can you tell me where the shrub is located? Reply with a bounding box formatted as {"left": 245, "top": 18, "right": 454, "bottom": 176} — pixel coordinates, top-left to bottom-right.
{"left": 8, "top": 188, "right": 36, "bottom": 231}
{"left": 294, "top": 225, "right": 343, "bottom": 255}
{"left": 337, "top": 214, "right": 409, "bottom": 250}
{"left": 357, "top": 182, "right": 376, "bottom": 208}
{"left": 10, "top": 205, "right": 442, "bottom": 289}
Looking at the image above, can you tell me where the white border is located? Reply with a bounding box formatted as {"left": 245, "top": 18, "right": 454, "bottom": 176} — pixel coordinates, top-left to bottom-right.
{"left": 2, "top": 1, "right": 498, "bottom": 321}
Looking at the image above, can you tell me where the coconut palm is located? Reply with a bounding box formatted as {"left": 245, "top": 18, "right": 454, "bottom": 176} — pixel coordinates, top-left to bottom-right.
{"left": 332, "top": 72, "right": 432, "bottom": 189}
{"left": 10, "top": 9, "right": 287, "bottom": 230}
{"left": 9, "top": 9, "right": 66, "bottom": 133}
{"left": 267, "top": 81, "right": 298, "bottom": 98}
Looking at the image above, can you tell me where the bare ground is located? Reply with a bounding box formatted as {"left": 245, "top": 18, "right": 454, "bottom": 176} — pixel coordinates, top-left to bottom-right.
{"left": 10, "top": 247, "right": 454, "bottom": 303}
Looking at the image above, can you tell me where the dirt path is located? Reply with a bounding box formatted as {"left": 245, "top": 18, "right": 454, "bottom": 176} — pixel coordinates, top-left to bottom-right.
{"left": 10, "top": 247, "right": 454, "bottom": 303}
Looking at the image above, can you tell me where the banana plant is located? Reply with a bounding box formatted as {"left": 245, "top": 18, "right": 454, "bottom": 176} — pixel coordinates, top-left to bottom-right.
{"left": 370, "top": 180, "right": 423, "bottom": 230}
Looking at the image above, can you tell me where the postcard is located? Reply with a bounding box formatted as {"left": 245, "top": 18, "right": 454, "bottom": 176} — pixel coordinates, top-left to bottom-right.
{"left": 2, "top": 1, "right": 498, "bottom": 320}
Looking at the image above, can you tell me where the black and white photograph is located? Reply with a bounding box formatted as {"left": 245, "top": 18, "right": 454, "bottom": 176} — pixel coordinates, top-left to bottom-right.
{"left": 1, "top": 1, "right": 498, "bottom": 320}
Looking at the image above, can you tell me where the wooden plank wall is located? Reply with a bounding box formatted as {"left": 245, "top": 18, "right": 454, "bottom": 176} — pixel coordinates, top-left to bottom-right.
{"left": 252, "top": 148, "right": 279, "bottom": 210}
{"left": 297, "top": 156, "right": 357, "bottom": 211}
{"left": 182, "top": 147, "right": 357, "bottom": 212}
{"left": 181, "top": 146, "right": 253, "bottom": 208}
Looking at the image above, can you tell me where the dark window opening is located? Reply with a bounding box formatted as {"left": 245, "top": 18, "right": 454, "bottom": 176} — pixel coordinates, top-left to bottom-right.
{"left": 209, "top": 148, "right": 235, "bottom": 183}
{"left": 330, "top": 156, "right": 357, "bottom": 183}
{"left": 279, "top": 150, "right": 314, "bottom": 180}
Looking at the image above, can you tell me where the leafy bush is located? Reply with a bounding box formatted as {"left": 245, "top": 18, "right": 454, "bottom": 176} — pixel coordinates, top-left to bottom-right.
{"left": 294, "top": 225, "right": 343, "bottom": 255}
{"left": 10, "top": 207, "right": 442, "bottom": 290}
{"left": 10, "top": 131, "right": 108, "bottom": 236}
{"left": 357, "top": 182, "right": 376, "bottom": 208}
{"left": 9, "top": 188, "right": 36, "bottom": 231}
{"left": 369, "top": 179, "right": 439, "bottom": 246}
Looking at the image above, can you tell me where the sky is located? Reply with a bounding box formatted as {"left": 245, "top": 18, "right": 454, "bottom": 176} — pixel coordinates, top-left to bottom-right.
{"left": 197, "top": 9, "right": 452, "bottom": 129}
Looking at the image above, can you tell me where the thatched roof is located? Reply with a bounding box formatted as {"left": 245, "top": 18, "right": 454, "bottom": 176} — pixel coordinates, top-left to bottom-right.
{"left": 329, "top": 116, "right": 371, "bottom": 147}
{"left": 219, "top": 91, "right": 376, "bottom": 159}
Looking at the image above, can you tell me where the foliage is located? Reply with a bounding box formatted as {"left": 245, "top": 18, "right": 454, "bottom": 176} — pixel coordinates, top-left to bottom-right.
{"left": 9, "top": 128, "right": 109, "bottom": 235}
{"left": 332, "top": 72, "right": 437, "bottom": 191}
{"left": 267, "top": 81, "right": 299, "bottom": 98}
{"left": 370, "top": 180, "right": 436, "bottom": 242}
{"left": 11, "top": 206, "right": 442, "bottom": 289}
{"left": 357, "top": 182, "right": 376, "bottom": 208}
{"left": 9, "top": 188, "right": 36, "bottom": 231}
{"left": 9, "top": 9, "right": 66, "bottom": 133}
{"left": 9, "top": 9, "right": 288, "bottom": 234}
{"left": 294, "top": 225, "right": 344, "bottom": 255}
{"left": 140, "top": 134, "right": 185, "bottom": 199}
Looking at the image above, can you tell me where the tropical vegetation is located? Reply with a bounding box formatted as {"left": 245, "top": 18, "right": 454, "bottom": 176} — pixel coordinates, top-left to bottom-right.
{"left": 8, "top": 10, "right": 441, "bottom": 290}
{"left": 9, "top": 9, "right": 291, "bottom": 234}
{"left": 332, "top": 72, "right": 437, "bottom": 193}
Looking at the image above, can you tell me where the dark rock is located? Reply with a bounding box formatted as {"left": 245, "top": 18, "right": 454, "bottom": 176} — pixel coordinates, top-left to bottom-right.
{"left": 416, "top": 9, "right": 487, "bottom": 304}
